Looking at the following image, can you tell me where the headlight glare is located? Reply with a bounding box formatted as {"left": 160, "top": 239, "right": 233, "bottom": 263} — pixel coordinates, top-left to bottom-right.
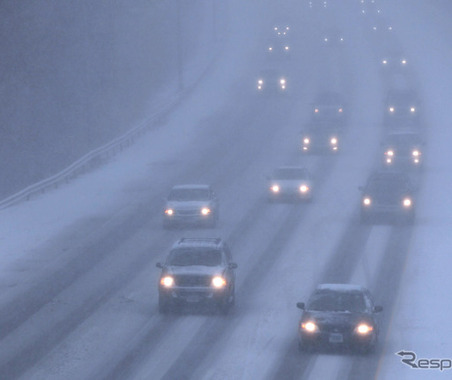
{"left": 201, "top": 207, "right": 211, "bottom": 215}
{"left": 403, "top": 198, "right": 412, "bottom": 207}
{"left": 355, "top": 323, "right": 373, "bottom": 335}
{"left": 301, "top": 321, "right": 318, "bottom": 333}
{"left": 363, "top": 197, "right": 371, "bottom": 206}
{"left": 160, "top": 276, "right": 174, "bottom": 288}
{"left": 212, "top": 276, "right": 226, "bottom": 288}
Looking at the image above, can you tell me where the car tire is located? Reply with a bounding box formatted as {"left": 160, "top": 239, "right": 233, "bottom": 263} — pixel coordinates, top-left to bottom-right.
{"left": 360, "top": 212, "right": 371, "bottom": 224}
{"left": 159, "top": 296, "right": 171, "bottom": 314}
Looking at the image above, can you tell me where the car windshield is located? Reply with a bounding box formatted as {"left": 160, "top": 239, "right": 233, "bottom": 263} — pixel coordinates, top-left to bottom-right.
{"left": 367, "top": 177, "right": 408, "bottom": 194}
{"left": 387, "top": 91, "right": 417, "bottom": 105}
{"left": 385, "top": 134, "right": 421, "bottom": 147}
{"left": 316, "top": 92, "right": 342, "bottom": 105}
{"left": 167, "top": 248, "right": 222, "bottom": 266}
{"left": 273, "top": 168, "right": 308, "bottom": 180}
{"left": 308, "top": 291, "right": 367, "bottom": 313}
{"left": 168, "top": 188, "right": 210, "bottom": 201}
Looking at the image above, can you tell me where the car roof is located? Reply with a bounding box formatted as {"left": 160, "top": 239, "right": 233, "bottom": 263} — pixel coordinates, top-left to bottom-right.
{"left": 171, "top": 184, "right": 211, "bottom": 191}
{"left": 316, "top": 283, "right": 367, "bottom": 293}
{"left": 172, "top": 237, "right": 224, "bottom": 250}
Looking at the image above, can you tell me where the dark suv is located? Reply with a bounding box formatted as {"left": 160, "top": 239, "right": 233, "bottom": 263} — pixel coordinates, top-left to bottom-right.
{"left": 156, "top": 238, "right": 237, "bottom": 314}
{"left": 296, "top": 284, "right": 383, "bottom": 353}
{"left": 359, "top": 171, "right": 416, "bottom": 224}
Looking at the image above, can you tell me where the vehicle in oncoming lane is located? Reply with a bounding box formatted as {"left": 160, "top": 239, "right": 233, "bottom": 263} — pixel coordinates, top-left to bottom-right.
{"left": 359, "top": 170, "right": 416, "bottom": 224}
{"left": 296, "top": 284, "right": 383, "bottom": 353}
{"left": 267, "top": 166, "right": 313, "bottom": 202}
{"left": 156, "top": 238, "right": 237, "bottom": 314}
{"left": 301, "top": 122, "right": 340, "bottom": 153}
{"left": 163, "top": 184, "right": 219, "bottom": 228}
{"left": 311, "top": 91, "right": 347, "bottom": 127}
{"left": 256, "top": 68, "right": 289, "bottom": 94}
{"left": 381, "top": 130, "right": 425, "bottom": 168}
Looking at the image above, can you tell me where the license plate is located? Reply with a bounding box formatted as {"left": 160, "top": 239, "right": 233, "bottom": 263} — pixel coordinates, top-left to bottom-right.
{"left": 186, "top": 295, "right": 201, "bottom": 303}
{"left": 329, "top": 333, "right": 344, "bottom": 343}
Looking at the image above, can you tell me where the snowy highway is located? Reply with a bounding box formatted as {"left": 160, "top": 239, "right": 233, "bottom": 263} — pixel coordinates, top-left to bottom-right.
{"left": 0, "top": 1, "right": 451, "bottom": 379}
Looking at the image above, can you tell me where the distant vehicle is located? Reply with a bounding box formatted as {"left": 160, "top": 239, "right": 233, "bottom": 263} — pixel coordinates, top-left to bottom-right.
{"left": 359, "top": 170, "right": 416, "bottom": 224}
{"left": 296, "top": 284, "right": 383, "bottom": 353}
{"left": 380, "top": 49, "right": 408, "bottom": 72}
{"left": 322, "top": 28, "right": 345, "bottom": 46}
{"left": 301, "top": 123, "right": 340, "bottom": 153}
{"left": 163, "top": 184, "right": 219, "bottom": 228}
{"left": 267, "top": 167, "right": 313, "bottom": 201}
{"left": 311, "top": 91, "right": 347, "bottom": 126}
{"left": 156, "top": 238, "right": 237, "bottom": 314}
{"left": 266, "top": 39, "right": 291, "bottom": 59}
{"left": 256, "top": 68, "right": 288, "bottom": 94}
{"left": 384, "top": 89, "right": 421, "bottom": 127}
{"left": 273, "top": 25, "right": 290, "bottom": 37}
{"left": 381, "top": 131, "right": 425, "bottom": 168}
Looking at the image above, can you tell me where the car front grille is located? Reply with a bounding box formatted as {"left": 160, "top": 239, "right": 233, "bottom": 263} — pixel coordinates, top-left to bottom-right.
{"left": 175, "top": 275, "right": 211, "bottom": 287}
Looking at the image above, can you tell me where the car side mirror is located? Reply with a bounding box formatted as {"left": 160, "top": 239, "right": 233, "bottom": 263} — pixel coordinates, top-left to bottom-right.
{"left": 296, "top": 302, "right": 305, "bottom": 310}
{"left": 229, "top": 262, "right": 238, "bottom": 269}
{"left": 156, "top": 262, "right": 163, "bottom": 269}
{"left": 374, "top": 305, "right": 383, "bottom": 313}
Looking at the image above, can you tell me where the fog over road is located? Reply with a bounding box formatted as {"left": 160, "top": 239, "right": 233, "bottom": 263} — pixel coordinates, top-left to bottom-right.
{"left": 0, "top": 1, "right": 451, "bottom": 379}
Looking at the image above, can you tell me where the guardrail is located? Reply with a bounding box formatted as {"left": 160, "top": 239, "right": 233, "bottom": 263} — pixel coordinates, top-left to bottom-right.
{"left": 0, "top": 94, "right": 180, "bottom": 211}
{"left": 0, "top": 34, "right": 225, "bottom": 212}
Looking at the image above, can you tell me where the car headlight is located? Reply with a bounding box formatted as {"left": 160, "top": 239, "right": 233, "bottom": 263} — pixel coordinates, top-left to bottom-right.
{"left": 303, "top": 137, "right": 310, "bottom": 144}
{"left": 212, "top": 276, "right": 226, "bottom": 288}
{"left": 401, "top": 59, "right": 407, "bottom": 65}
{"left": 268, "top": 46, "right": 273, "bottom": 52}
{"left": 299, "top": 185, "right": 309, "bottom": 193}
{"left": 301, "top": 321, "right": 318, "bottom": 333}
{"left": 258, "top": 79, "right": 263, "bottom": 85}
{"left": 363, "top": 197, "right": 372, "bottom": 206}
{"left": 386, "top": 150, "right": 394, "bottom": 157}
{"left": 165, "top": 209, "right": 174, "bottom": 216}
{"left": 412, "top": 150, "right": 420, "bottom": 157}
{"left": 201, "top": 207, "right": 211, "bottom": 215}
{"left": 314, "top": 108, "right": 319, "bottom": 113}
{"left": 382, "top": 59, "right": 388, "bottom": 65}
{"left": 284, "top": 45, "right": 290, "bottom": 51}
{"left": 280, "top": 78, "right": 286, "bottom": 85}
{"left": 389, "top": 106, "right": 395, "bottom": 113}
{"left": 160, "top": 276, "right": 174, "bottom": 288}
{"left": 355, "top": 323, "right": 373, "bottom": 335}
{"left": 338, "top": 107, "right": 343, "bottom": 113}
{"left": 330, "top": 137, "right": 338, "bottom": 145}
{"left": 271, "top": 184, "right": 280, "bottom": 193}
{"left": 410, "top": 107, "right": 416, "bottom": 113}
{"left": 403, "top": 198, "right": 412, "bottom": 208}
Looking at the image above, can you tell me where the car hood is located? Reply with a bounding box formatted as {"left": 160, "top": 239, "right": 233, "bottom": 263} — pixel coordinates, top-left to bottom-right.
{"left": 165, "top": 200, "right": 212, "bottom": 209}
{"left": 165, "top": 265, "right": 224, "bottom": 277}
{"left": 271, "top": 179, "right": 311, "bottom": 185}
{"left": 302, "top": 310, "right": 372, "bottom": 326}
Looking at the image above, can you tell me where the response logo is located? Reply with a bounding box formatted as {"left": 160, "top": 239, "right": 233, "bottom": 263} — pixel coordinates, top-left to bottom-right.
{"left": 397, "top": 350, "right": 452, "bottom": 371}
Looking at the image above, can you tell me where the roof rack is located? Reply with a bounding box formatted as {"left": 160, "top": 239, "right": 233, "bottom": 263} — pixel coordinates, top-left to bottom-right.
{"left": 178, "top": 237, "right": 221, "bottom": 244}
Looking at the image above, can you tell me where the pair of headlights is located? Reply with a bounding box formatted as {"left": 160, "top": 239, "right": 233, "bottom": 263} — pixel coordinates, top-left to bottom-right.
{"left": 164, "top": 207, "right": 211, "bottom": 216}
{"left": 160, "top": 276, "right": 226, "bottom": 288}
{"left": 301, "top": 321, "right": 373, "bottom": 335}
{"left": 362, "top": 197, "right": 412, "bottom": 208}
{"left": 270, "top": 185, "right": 310, "bottom": 193}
